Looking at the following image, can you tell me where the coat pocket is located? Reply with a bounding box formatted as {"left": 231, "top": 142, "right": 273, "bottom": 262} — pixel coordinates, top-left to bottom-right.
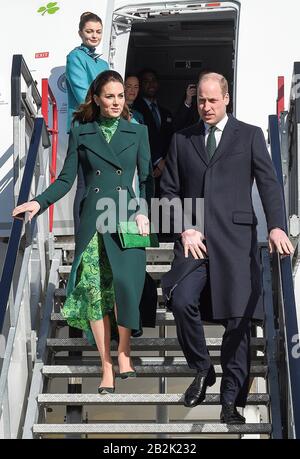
{"left": 232, "top": 211, "right": 258, "bottom": 225}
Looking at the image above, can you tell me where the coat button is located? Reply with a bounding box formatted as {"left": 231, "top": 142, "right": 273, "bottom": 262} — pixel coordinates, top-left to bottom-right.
{"left": 96, "top": 170, "right": 101, "bottom": 176}
{"left": 116, "top": 169, "right": 122, "bottom": 175}
{"left": 116, "top": 186, "right": 122, "bottom": 191}
{"left": 94, "top": 187, "right": 100, "bottom": 193}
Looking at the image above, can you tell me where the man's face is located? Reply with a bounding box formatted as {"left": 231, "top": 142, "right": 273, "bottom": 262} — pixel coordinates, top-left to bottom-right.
{"left": 141, "top": 72, "right": 159, "bottom": 98}
{"left": 198, "top": 79, "right": 229, "bottom": 125}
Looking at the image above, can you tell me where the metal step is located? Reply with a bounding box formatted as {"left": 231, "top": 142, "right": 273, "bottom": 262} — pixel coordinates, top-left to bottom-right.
{"left": 37, "top": 393, "right": 270, "bottom": 406}
{"left": 51, "top": 308, "right": 174, "bottom": 325}
{"left": 53, "top": 355, "right": 266, "bottom": 366}
{"left": 59, "top": 264, "right": 171, "bottom": 279}
{"left": 55, "top": 241, "right": 174, "bottom": 252}
{"left": 42, "top": 364, "right": 267, "bottom": 378}
{"left": 146, "top": 246, "right": 174, "bottom": 262}
{"left": 54, "top": 287, "right": 164, "bottom": 302}
{"left": 32, "top": 422, "right": 272, "bottom": 435}
{"left": 47, "top": 337, "right": 265, "bottom": 352}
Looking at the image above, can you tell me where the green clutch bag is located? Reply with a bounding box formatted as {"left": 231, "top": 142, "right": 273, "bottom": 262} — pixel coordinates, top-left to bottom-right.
{"left": 117, "top": 221, "right": 159, "bottom": 249}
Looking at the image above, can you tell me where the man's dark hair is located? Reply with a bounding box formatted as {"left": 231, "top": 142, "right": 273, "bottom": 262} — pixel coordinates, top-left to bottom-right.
{"left": 138, "top": 68, "right": 159, "bottom": 82}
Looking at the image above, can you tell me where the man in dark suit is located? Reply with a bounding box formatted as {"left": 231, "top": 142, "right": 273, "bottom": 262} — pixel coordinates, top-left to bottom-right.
{"left": 133, "top": 69, "right": 173, "bottom": 193}
{"left": 160, "top": 72, "right": 294, "bottom": 423}
{"left": 173, "top": 83, "right": 199, "bottom": 131}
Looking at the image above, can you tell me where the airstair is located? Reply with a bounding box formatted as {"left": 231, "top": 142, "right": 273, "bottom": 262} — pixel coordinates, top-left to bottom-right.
{"left": 0, "top": 56, "right": 299, "bottom": 439}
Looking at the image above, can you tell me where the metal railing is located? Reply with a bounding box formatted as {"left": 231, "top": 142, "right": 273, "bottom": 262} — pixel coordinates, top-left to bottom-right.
{"left": 268, "top": 114, "right": 300, "bottom": 438}
{"left": 0, "top": 117, "right": 51, "bottom": 438}
{"left": 0, "top": 55, "right": 51, "bottom": 438}
{"left": 11, "top": 55, "right": 41, "bottom": 118}
{"left": 0, "top": 118, "right": 50, "bottom": 332}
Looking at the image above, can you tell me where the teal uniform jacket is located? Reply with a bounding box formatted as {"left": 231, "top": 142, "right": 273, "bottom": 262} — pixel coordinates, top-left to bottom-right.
{"left": 34, "top": 119, "right": 155, "bottom": 331}
{"left": 130, "top": 109, "right": 144, "bottom": 125}
{"left": 66, "top": 45, "right": 109, "bottom": 131}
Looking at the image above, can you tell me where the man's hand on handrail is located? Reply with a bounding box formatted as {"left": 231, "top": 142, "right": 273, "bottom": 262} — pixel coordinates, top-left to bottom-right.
{"left": 268, "top": 228, "right": 294, "bottom": 257}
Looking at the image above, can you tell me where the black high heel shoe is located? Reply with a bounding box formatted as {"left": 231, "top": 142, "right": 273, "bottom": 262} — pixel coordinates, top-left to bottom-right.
{"left": 119, "top": 357, "right": 136, "bottom": 379}
{"left": 98, "top": 369, "right": 116, "bottom": 394}
{"left": 98, "top": 386, "right": 115, "bottom": 394}
{"left": 120, "top": 370, "right": 136, "bottom": 379}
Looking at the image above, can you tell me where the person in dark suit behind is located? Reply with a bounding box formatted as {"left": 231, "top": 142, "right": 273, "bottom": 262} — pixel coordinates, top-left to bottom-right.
{"left": 160, "top": 72, "right": 294, "bottom": 423}
{"left": 173, "top": 83, "right": 199, "bottom": 131}
{"left": 133, "top": 68, "right": 173, "bottom": 193}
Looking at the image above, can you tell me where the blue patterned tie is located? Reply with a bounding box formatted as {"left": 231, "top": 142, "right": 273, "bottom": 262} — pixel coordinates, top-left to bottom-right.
{"left": 150, "top": 102, "right": 161, "bottom": 130}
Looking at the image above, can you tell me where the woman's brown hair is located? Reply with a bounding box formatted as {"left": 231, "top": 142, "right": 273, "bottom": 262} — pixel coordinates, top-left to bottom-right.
{"left": 79, "top": 11, "right": 102, "bottom": 31}
{"left": 73, "top": 70, "right": 130, "bottom": 124}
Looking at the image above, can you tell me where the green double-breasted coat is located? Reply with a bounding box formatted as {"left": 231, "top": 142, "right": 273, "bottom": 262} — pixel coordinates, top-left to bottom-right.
{"left": 34, "top": 118, "right": 154, "bottom": 331}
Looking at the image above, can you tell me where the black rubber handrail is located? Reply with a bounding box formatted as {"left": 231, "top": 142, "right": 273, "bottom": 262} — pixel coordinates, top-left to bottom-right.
{"left": 0, "top": 117, "right": 50, "bottom": 333}
{"left": 269, "top": 113, "right": 300, "bottom": 439}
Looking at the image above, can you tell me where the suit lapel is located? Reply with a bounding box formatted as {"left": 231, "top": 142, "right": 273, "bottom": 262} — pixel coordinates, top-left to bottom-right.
{"left": 109, "top": 118, "right": 137, "bottom": 156}
{"left": 190, "top": 122, "right": 209, "bottom": 166}
{"left": 209, "top": 115, "right": 239, "bottom": 167}
{"left": 78, "top": 119, "right": 137, "bottom": 168}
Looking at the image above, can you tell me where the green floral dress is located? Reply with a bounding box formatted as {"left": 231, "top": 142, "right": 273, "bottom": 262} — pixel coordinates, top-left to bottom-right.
{"left": 61, "top": 117, "right": 120, "bottom": 344}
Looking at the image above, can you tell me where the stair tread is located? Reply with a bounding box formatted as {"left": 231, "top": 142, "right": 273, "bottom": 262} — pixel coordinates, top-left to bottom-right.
{"left": 54, "top": 287, "right": 164, "bottom": 299}
{"left": 59, "top": 265, "right": 171, "bottom": 274}
{"left": 42, "top": 364, "right": 267, "bottom": 377}
{"left": 55, "top": 242, "right": 174, "bottom": 251}
{"left": 51, "top": 309, "right": 174, "bottom": 323}
{"left": 32, "top": 422, "right": 272, "bottom": 434}
{"left": 47, "top": 337, "right": 265, "bottom": 351}
{"left": 37, "top": 393, "right": 269, "bottom": 405}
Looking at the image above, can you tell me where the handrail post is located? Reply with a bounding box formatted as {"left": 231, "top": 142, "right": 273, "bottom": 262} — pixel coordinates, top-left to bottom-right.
{"left": 41, "top": 78, "right": 58, "bottom": 233}
{"left": 277, "top": 76, "right": 285, "bottom": 118}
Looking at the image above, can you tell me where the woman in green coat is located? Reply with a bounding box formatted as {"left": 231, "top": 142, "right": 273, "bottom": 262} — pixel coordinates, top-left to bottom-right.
{"left": 12, "top": 70, "right": 154, "bottom": 394}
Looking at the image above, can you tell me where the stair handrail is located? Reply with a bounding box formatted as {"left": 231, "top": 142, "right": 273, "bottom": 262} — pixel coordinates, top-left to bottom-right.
{"left": 0, "top": 55, "right": 51, "bottom": 438}
{"left": 268, "top": 114, "right": 300, "bottom": 438}
{"left": 11, "top": 54, "right": 41, "bottom": 117}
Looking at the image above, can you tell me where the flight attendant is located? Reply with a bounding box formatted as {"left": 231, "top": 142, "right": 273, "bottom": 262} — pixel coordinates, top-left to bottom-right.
{"left": 66, "top": 11, "right": 109, "bottom": 233}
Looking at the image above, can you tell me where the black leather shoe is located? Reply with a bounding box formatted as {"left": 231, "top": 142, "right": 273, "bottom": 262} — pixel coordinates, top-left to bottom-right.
{"left": 184, "top": 365, "right": 216, "bottom": 408}
{"left": 220, "top": 402, "right": 246, "bottom": 424}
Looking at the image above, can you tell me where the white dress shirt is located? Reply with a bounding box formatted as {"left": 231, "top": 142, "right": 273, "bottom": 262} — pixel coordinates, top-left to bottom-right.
{"left": 204, "top": 114, "right": 228, "bottom": 148}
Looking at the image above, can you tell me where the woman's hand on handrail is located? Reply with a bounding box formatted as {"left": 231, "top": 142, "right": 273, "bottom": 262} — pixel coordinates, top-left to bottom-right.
{"left": 12, "top": 201, "right": 41, "bottom": 221}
